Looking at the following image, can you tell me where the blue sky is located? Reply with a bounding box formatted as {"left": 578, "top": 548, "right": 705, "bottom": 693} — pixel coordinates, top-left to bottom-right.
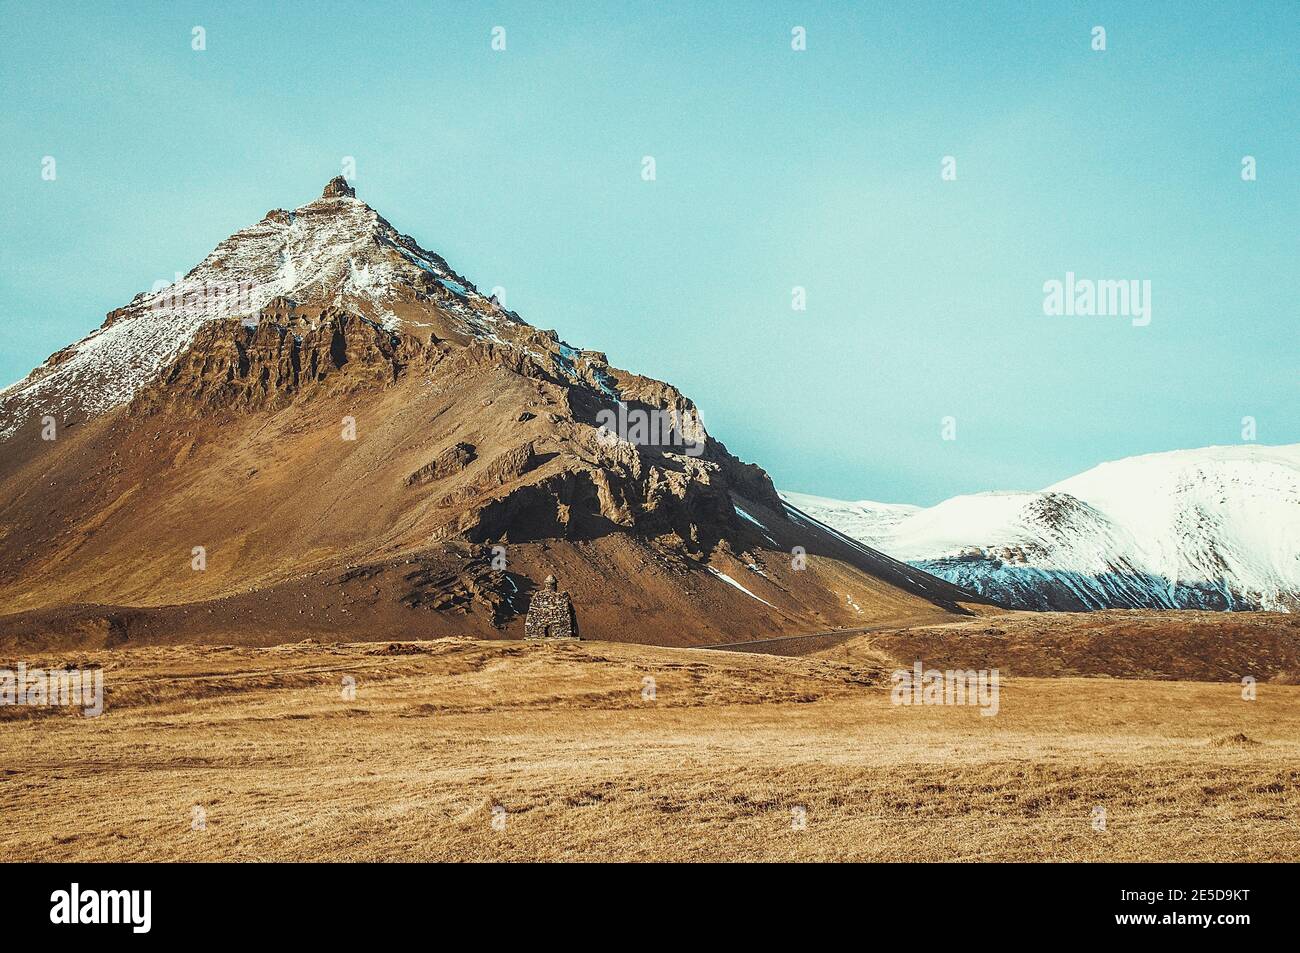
{"left": 1, "top": 1, "right": 1295, "bottom": 504}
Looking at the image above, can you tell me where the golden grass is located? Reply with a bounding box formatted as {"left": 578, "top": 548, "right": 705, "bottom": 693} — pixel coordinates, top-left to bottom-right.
{"left": 1, "top": 638, "right": 1297, "bottom": 861}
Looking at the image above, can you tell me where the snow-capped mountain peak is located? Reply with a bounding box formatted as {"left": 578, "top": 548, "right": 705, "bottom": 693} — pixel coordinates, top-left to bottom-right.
{"left": 783, "top": 444, "right": 1300, "bottom": 612}
{"left": 0, "top": 179, "right": 530, "bottom": 439}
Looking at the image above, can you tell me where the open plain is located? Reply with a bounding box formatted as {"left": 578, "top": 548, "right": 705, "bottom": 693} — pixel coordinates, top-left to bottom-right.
{"left": 3, "top": 630, "right": 1297, "bottom": 862}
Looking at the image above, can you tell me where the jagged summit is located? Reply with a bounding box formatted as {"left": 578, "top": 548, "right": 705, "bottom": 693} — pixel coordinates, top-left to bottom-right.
{"left": 321, "top": 175, "right": 356, "bottom": 199}
{"left": 0, "top": 178, "right": 597, "bottom": 438}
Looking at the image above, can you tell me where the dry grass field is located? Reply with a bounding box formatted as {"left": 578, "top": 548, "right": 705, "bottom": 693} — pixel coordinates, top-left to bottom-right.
{"left": 2, "top": 635, "right": 1298, "bottom": 862}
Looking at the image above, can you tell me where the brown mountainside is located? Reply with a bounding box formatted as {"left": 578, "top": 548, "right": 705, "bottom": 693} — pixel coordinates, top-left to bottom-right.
{"left": 0, "top": 179, "right": 990, "bottom": 648}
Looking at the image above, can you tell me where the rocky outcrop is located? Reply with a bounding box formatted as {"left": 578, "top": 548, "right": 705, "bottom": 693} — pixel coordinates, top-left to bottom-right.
{"left": 133, "top": 309, "right": 425, "bottom": 416}
{"left": 481, "top": 441, "right": 538, "bottom": 487}
{"left": 321, "top": 175, "right": 356, "bottom": 199}
{"left": 406, "top": 442, "right": 477, "bottom": 486}
{"left": 394, "top": 553, "right": 518, "bottom": 628}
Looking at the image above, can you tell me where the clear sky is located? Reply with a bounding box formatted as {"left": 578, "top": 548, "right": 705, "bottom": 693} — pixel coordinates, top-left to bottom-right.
{"left": 1, "top": 1, "right": 1295, "bottom": 504}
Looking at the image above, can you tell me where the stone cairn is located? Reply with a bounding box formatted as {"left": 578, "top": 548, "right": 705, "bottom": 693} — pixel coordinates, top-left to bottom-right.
{"left": 524, "top": 575, "right": 579, "bottom": 640}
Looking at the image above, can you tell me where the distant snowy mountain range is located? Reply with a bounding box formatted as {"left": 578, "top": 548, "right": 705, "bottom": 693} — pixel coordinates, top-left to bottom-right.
{"left": 783, "top": 444, "right": 1300, "bottom": 612}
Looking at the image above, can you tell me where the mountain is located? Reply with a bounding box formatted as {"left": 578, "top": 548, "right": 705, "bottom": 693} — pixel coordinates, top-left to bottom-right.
{"left": 784, "top": 444, "right": 1300, "bottom": 613}
{"left": 0, "top": 178, "right": 989, "bottom": 649}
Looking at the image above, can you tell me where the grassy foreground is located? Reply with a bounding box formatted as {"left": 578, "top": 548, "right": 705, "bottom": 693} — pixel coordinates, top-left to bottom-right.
{"left": 1, "top": 637, "right": 1297, "bottom": 861}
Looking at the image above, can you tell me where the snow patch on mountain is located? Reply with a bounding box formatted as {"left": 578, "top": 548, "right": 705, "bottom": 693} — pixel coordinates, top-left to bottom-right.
{"left": 708, "top": 566, "right": 775, "bottom": 608}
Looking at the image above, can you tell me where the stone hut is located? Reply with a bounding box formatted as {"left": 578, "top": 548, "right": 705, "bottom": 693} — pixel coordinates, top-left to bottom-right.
{"left": 524, "top": 575, "right": 579, "bottom": 640}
